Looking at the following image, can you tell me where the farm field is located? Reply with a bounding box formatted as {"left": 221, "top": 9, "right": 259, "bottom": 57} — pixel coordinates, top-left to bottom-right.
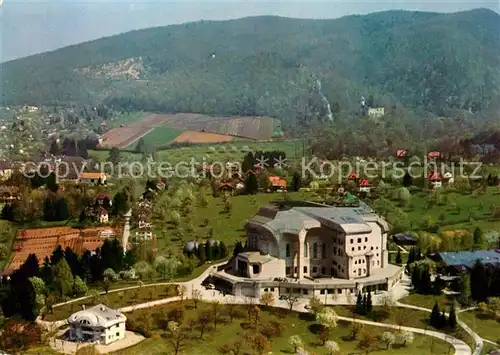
{"left": 99, "top": 113, "right": 279, "bottom": 149}
{"left": 110, "top": 301, "right": 454, "bottom": 355}
{"left": 172, "top": 130, "right": 237, "bottom": 144}
{"left": 124, "top": 126, "right": 184, "bottom": 149}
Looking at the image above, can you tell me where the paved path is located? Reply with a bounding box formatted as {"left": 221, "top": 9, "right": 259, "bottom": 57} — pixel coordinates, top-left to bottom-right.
{"left": 396, "top": 302, "right": 483, "bottom": 355}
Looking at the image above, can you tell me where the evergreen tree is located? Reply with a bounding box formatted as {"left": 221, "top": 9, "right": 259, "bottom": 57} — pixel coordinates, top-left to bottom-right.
{"left": 470, "top": 260, "right": 489, "bottom": 302}
{"left": 396, "top": 249, "right": 402, "bottom": 264}
{"left": 52, "top": 258, "right": 74, "bottom": 297}
{"left": 430, "top": 302, "right": 441, "bottom": 328}
{"left": 407, "top": 247, "right": 416, "bottom": 265}
{"left": 198, "top": 245, "right": 207, "bottom": 263}
{"left": 233, "top": 241, "right": 244, "bottom": 256}
{"left": 403, "top": 172, "right": 413, "bottom": 187}
{"left": 80, "top": 250, "right": 92, "bottom": 282}
{"left": 458, "top": 272, "right": 472, "bottom": 305}
{"left": 244, "top": 173, "right": 259, "bottom": 195}
{"left": 219, "top": 241, "right": 228, "bottom": 258}
{"left": 439, "top": 311, "right": 447, "bottom": 329}
{"left": 100, "top": 238, "right": 124, "bottom": 272}
{"left": 211, "top": 243, "right": 220, "bottom": 260}
{"left": 46, "top": 173, "right": 59, "bottom": 193}
{"left": 54, "top": 199, "right": 69, "bottom": 221}
{"left": 362, "top": 293, "right": 368, "bottom": 315}
{"left": 448, "top": 303, "right": 457, "bottom": 329}
{"left": 50, "top": 245, "right": 64, "bottom": 265}
{"left": 291, "top": 172, "right": 302, "bottom": 192}
{"left": 205, "top": 241, "right": 212, "bottom": 261}
{"left": 356, "top": 292, "right": 364, "bottom": 314}
{"left": 89, "top": 251, "right": 104, "bottom": 282}
{"left": 40, "top": 256, "right": 53, "bottom": 286}
{"left": 64, "top": 247, "right": 81, "bottom": 277}
{"left": 366, "top": 292, "right": 373, "bottom": 314}
{"left": 473, "top": 227, "right": 486, "bottom": 249}
{"left": 124, "top": 250, "right": 136, "bottom": 270}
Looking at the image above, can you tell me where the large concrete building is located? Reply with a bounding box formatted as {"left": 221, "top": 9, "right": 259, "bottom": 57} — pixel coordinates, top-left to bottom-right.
{"left": 213, "top": 200, "right": 404, "bottom": 299}
{"left": 68, "top": 304, "right": 126, "bottom": 345}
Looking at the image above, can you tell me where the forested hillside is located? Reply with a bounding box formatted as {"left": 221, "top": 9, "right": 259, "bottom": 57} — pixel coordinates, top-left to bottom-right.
{"left": 1, "top": 9, "right": 499, "bottom": 128}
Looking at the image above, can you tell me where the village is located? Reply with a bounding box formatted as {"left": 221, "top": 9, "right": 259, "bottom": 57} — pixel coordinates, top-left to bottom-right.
{"left": 0, "top": 143, "right": 499, "bottom": 355}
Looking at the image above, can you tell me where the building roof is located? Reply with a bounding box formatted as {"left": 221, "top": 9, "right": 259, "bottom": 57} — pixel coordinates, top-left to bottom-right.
{"left": 437, "top": 250, "right": 500, "bottom": 269}
{"left": 396, "top": 149, "right": 408, "bottom": 157}
{"left": 79, "top": 172, "right": 105, "bottom": 180}
{"left": 238, "top": 251, "right": 276, "bottom": 264}
{"left": 392, "top": 233, "right": 418, "bottom": 244}
{"left": 358, "top": 179, "right": 370, "bottom": 187}
{"left": 348, "top": 172, "right": 358, "bottom": 180}
{"left": 68, "top": 304, "right": 126, "bottom": 327}
{"left": 428, "top": 171, "right": 442, "bottom": 180}
{"left": 246, "top": 200, "right": 387, "bottom": 238}
{"left": 268, "top": 176, "right": 287, "bottom": 188}
{"left": 428, "top": 151, "right": 441, "bottom": 159}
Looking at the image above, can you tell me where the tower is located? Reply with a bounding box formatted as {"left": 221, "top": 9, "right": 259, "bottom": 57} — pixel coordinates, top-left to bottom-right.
{"left": 122, "top": 209, "right": 132, "bottom": 255}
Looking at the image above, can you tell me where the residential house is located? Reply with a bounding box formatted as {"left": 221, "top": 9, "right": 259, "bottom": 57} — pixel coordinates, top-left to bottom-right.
{"left": 428, "top": 171, "right": 443, "bottom": 189}
{"left": 358, "top": 179, "right": 371, "bottom": 193}
{"left": 396, "top": 149, "right": 408, "bottom": 159}
{"left": 348, "top": 172, "right": 358, "bottom": 181}
{"left": 432, "top": 250, "right": 500, "bottom": 275}
{"left": 68, "top": 304, "right": 126, "bottom": 345}
{"left": 268, "top": 176, "right": 287, "bottom": 192}
{"left": 219, "top": 182, "right": 235, "bottom": 195}
{"left": 98, "top": 208, "right": 109, "bottom": 223}
{"left": 78, "top": 172, "right": 106, "bottom": 184}
{"left": 368, "top": 107, "right": 385, "bottom": 118}
{"left": 427, "top": 151, "right": 441, "bottom": 160}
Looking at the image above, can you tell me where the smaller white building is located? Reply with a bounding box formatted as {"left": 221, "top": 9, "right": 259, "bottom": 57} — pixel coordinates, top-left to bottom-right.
{"left": 68, "top": 304, "right": 126, "bottom": 345}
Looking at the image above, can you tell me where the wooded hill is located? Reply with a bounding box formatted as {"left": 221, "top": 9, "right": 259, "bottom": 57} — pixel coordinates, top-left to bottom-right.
{"left": 1, "top": 9, "right": 499, "bottom": 128}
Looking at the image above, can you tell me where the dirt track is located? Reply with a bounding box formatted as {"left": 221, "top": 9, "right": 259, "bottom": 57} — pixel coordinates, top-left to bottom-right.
{"left": 172, "top": 131, "right": 234, "bottom": 144}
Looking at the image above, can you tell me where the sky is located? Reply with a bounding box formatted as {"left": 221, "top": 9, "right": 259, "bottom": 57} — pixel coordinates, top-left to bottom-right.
{"left": 1, "top": 0, "right": 499, "bottom": 62}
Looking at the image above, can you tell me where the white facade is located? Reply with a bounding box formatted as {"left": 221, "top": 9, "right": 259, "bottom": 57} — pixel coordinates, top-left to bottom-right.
{"left": 68, "top": 304, "right": 126, "bottom": 345}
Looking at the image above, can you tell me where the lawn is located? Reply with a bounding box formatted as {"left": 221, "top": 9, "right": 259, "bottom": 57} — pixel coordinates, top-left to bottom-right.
{"left": 107, "top": 111, "right": 151, "bottom": 129}
{"left": 44, "top": 284, "right": 178, "bottom": 322}
{"left": 481, "top": 343, "right": 500, "bottom": 355}
{"left": 111, "top": 301, "right": 454, "bottom": 355}
{"left": 459, "top": 310, "right": 500, "bottom": 343}
{"left": 398, "top": 293, "right": 452, "bottom": 310}
{"left": 153, "top": 190, "right": 314, "bottom": 255}
{"left": 125, "top": 126, "right": 185, "bottom": 149}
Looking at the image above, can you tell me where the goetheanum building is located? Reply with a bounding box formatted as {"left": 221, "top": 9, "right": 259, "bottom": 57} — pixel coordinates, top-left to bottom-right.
{"left": 213, "top": 200, "right": 404, "bottom": 299}
{"left": 68, "top": 304, "right": 126, "bottom": 345}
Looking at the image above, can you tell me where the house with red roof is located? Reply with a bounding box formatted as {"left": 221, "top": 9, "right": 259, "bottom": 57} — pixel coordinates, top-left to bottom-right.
{"left": 348, "top": 172, "right": 358, "bottom": 181}
{"left": 98, "top": 207, "right": 109, "bottom": 223}
{"left": 396, "top": 149, "right": 408, "bottom": 158}
{"left": 428, "top": 171, "right": 443, "bottom": 189}
{"left": 358, "top": 179, "right": 371, "bottom": 193}
{"left": 428, "top": 151, "right": 441, "bottom": 160}
{"left": 268, "top": 176, "right": 287, "bottom": 192}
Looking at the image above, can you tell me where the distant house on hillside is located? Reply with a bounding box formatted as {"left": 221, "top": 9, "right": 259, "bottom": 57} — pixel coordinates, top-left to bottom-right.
{"left": 427, "top": 151, "right": 441, "bottom": 160}
{"left": 78, "top": 172, "right": 106, "bottom": 184}
{"left": 432, "top": 250, "right": 500, "bottom": 275}
{"left": 358, "top": 179, "right": 371, "bottom": 193}
{"left": 98, "top": 208, "right": 109, "bottom": 223}
{"left": 368, "top": 107, "right": 385, "bottom": 118}
{"left": 428, "top": 171, "right": 442, "bottom": 189}
{"left": 396, "top": 149, "right": 408, "bottom": 158}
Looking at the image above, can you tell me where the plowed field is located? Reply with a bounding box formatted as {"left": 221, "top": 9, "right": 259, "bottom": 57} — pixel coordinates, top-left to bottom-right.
{"left": 172, "top": 131, "right": 235, "bottom": 144}
{"left": 99, "top": 113, "right": 274, "bottom": 148}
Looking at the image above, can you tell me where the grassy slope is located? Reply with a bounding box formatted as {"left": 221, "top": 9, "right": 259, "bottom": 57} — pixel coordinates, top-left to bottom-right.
{"left": 459, "top": 311, "right": 500, "bottom": 344}
{"left": 114, "top": 301, "right": 453, "bottom": 355}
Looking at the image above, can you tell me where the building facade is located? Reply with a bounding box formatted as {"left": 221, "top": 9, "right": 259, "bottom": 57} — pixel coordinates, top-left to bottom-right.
{"left": 68, "top": 304, "right": 126, "bottom": 345}
{"left": 214, "top": 201, "right": 403, "bottom": 299}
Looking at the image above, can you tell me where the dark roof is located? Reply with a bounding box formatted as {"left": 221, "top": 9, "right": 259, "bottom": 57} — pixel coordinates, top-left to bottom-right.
{"left": 437, "top": 250, "right": 500, "bottom": 269}
{"left": 392, "top": 233, "right": 417, "bottom": 244}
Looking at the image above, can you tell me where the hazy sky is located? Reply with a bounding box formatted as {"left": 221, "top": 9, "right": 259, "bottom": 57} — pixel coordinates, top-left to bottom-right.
{"left": 1, "top": 0, "right": 499, "bottom": 62}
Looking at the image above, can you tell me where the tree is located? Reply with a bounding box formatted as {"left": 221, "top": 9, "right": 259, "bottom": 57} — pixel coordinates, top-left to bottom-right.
{"left": 288, "top": 335, "right": 304, "bottom": 353}
{"left": 285, "top": 292, "right": 300, "bottom": 312}
{"left": 252, "top": 333, "right": 271, "bottom": 355}
{"left": 325, "top": 340, "right": 340, "bottom": 355}
{"left": 395, "top": 250, "right": 402, "bottom": 264}
{"left": 448, "top": 302, "right": 457, "bottom": 329}
{"left": 399, "top": 330, "right": 414, "bottom": 346}
{"left": 219, "top": 241, "right": 228, "bottom": 258}
{"left": 430, "top": 302, "right": 441, "bottom": 328}
{"left": 366, "top": 292, "right": 373, "bottom": 315}
{"left": 154, "top": 256, "right": 177, "bottom": 280}
{"left": 211, "top": 301, "right": 223, "bottom": 330}
{"left": 308, "top": 295, "right": 324, "bottom": 315}
{"left": 244, "top": 173, "right": 258, "bottom": 195}
{"left": 356, "top": 292, "right": 364, "bottom": 314}
{"left": 458, "top": 271, "right": 472, "bottom": 305}
{"left": 316, "top": 308, "right": 338, "bottom": 344}
{"left": 52, "top": 258, "right": 74, "bottom": 297}
{"left": 103, "top": 268, "right": 118, "bottom": 282}
{"left": 292, "top": 172, "right": 302, "bottom": 192}
{"left": 358, "top": 331, "right": 378, "bottom": 354}
{"left": 380, "top": 331, "right": 396, "bottom": 350}
{"left": 191, "top": 289, "right": 203, "bottom": 309}
{"left": 72, "top": 276, "right": 88, "bottom": 297}
{"left": 260, "top": 292, "right": 275, "bottom": 307}
{"left": 471, "top": 260, "right": 489, "bottom": 302}
{"left": 403, "top": 172, "right": 413, "bottom": 187}
{"left": 197, "top": 311, "right": 211, "bottom": 339}
{"left": 167, "top": 321, "right": 188, "bottom": 355}
{"left": 178, "top": 285, "right": 188, "bottom": 303}
{"left": 473, "top": 227, "right": 486, "bottom": 249}
{"left": 170, "top": 210, "right": 181, "bottom": 227}
{"left": 107, "top": 147, "right": 122, "bottom": 165}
